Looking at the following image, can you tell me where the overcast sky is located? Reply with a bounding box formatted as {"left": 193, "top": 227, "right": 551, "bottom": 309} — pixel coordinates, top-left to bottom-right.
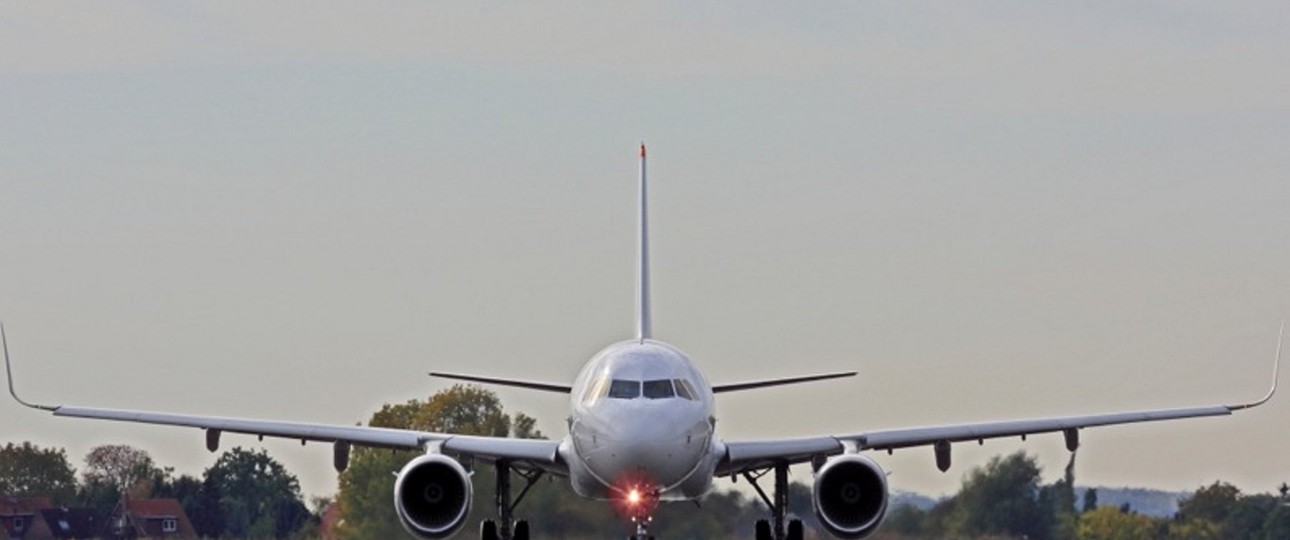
{"left": 3, "top": 2, "right": 1288, "bottom": 502}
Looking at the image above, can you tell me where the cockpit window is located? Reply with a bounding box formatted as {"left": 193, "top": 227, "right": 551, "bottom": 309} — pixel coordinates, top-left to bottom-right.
{"left": 608, "top": 379, "right": 641, "bottom": 399}
{"left": 673, "top": 379, "right": 696, "bottom": 400}
{"left": 582, "top": 373, "right": 611, "bottom": 405}
{"left": 643, "top": 379, "right": 675, "bottom": 399}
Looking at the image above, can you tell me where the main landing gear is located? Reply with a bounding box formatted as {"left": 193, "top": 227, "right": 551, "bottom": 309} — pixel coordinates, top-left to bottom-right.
{"left": 480, "top": 460, "right": 544, "bottom": 540}
{"left": 741, "top": 462, "right": 804, "bottom": 540}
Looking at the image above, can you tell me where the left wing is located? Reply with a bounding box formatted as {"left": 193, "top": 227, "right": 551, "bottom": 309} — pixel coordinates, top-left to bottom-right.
{"left": 3, "top": 325, "right": 563, "bottom": 473}
{"left": 719, "top": 327, "right": 1280, "bottom": 476}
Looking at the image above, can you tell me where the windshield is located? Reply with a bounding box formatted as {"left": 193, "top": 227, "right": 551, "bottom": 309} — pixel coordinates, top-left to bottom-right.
{"left": 643, "top": 379, "right": 675, "bottom": 399}
{"left": 608, "top": 379, "right": 641, "bottom": 399}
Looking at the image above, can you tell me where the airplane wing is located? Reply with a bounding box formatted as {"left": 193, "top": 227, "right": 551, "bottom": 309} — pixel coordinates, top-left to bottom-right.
{"left": 429, "top": 372, "right": 573, "bottom": 393}
{"left": 719, "top": 401, "right": 1261, "bottom": 477}
{"left": 712, "top": 371, "right": 856, "bottom": 393}
{"left": 718, "top": 329, "right": 1280, "bottom": 476}
{"left": 50, "top": 406, "right": 562, "bottom": 464}
{"left": 3, "top": 326, "right": 563, "bottom": 473}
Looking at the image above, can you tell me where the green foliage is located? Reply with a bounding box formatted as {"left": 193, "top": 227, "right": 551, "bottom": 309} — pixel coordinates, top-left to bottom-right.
{"left": 1260, "top": 504, "right": 1290, "bottom": 540}
{"left": 336, "top": 385, "right": 536, "bottom": 540}
{"left": 204, "top": 447, "right": 310, "bottom": 539}
{"left": 947, "top": 451, "right": 1052, "bottom": 539}
{"left": 1177, "top": 481, "right": 1241, "bottom": 524}
{"left": 1077, "top": 506, "right": 1157, "bottom": 540}
{"left": 0, "top": 441, "right": 77, "bottom": 503}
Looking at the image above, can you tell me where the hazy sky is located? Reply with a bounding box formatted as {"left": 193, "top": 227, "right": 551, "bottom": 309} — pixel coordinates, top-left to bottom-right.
{"left": 3, "top": 3, "right": 1288, "bottom": 501}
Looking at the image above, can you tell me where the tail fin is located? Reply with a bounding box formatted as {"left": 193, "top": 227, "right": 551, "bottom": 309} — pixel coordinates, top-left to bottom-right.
{"left": 636, "top": 143, "right": 652, "bottom": 342}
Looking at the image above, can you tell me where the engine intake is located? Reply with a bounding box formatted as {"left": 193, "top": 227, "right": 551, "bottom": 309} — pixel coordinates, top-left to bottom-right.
{"left": 813, "top": 454, "right": 888, "bottom": 539}
{"left": 394, "top": 453, "right": 473, "bottom": 539}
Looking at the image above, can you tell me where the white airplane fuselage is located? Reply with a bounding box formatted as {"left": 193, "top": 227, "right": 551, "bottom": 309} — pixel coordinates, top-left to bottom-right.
{"left": 563, "top": 339, "right": 720, "bottom": 502}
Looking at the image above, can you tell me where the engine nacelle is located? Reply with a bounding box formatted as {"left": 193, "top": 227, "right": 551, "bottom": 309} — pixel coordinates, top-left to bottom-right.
{"left": 393, "top": 453, "right": 473, "bottom": 539}
{"left": 813, "top": 454, "right": 889, "bottom": 539}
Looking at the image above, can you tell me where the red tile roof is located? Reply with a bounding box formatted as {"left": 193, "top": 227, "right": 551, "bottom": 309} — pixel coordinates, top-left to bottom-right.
{"left": 0, "top": 496, "right": 53, "bottom": 514}
{"left": 122, "top": 498, "right": 185, "bottom": 518}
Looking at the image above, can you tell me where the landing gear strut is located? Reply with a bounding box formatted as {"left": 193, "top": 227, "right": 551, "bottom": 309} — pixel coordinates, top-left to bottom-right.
{"left": 742, "top": 461, "right": 804, "bottom": 540}
{"left": 628, "top": 514, "right": 654, "bottom": 540}
{"left": 481, "top": 460, "right": 544, "bottom": 540}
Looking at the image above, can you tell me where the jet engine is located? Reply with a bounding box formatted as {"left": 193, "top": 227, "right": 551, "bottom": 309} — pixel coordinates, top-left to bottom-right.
{"left": 394, "top": 453, "right": 473, "bottom": 539}
{"left": 813, "top": 454, "right": 889, "bottom": 539}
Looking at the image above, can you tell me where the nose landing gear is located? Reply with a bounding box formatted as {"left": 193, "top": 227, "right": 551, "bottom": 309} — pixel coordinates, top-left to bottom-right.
{"left": 628, "top": 514, "right": 655, "bottom": 540}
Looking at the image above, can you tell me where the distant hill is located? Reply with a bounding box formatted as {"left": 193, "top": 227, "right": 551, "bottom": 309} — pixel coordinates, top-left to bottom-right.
{"left": 887, "top": 486, "right": 1187, "bottom": 518}
{"left": 890, "top": 490, "right": 943, "bottom": 511}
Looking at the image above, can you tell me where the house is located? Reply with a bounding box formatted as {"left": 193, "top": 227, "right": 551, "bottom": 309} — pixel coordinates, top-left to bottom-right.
{"left": 0, "top": 496, "right": 54, "bottom": 540}
{"left": 38, "top": 507, "right": 100, "bottom": 540}
{"left": 106, "top": 498, "right": 196, "bottom": 539}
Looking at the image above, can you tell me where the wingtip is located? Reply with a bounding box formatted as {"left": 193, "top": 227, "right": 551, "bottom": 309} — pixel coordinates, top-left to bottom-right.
{"left": 1227, "top": 321, "right": 1282, "bottom": 411}
{"left": 3, "top": 323, "right": 58, "bottom": 412}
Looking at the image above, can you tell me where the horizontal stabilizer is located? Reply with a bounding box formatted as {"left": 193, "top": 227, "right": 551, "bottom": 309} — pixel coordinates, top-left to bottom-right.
{"left": 712, "top": 371, "right": 856, "bottom": 394}
{"left": 429, "top": 372, "right": 573, "bottom": 394}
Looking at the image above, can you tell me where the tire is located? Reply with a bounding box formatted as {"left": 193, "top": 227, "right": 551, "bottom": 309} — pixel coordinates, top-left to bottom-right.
{"left": 480, "top": 520, "right": 498, "bottom": 540}
{"left": 513, "top": 520, "right": 530, "bottom": 540}
{"left": 787, "top": 519, "right": 804, "bottom": 540}
{"left": 754, "top": 519, "right": 772, "bottom": 540}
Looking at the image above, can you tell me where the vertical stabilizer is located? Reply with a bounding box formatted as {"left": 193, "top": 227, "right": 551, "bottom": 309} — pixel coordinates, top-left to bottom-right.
{"left": 636, "top": 144, "right": 652, "bottom": 342}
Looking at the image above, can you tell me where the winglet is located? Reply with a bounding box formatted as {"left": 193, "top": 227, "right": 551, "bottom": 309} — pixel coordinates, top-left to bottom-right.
{"left": 2, "top": 323, "right": 58, "bottom": 411}
{"left": 635, "top": 143, "right": 652, "bottom": 342}
{"left": 1227, "top": 321, "right": 1282, "bottom": 411}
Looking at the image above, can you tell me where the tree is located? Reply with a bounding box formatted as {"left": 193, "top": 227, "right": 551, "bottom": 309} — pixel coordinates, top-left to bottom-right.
{"left": 77, "top": 444, "right": 165, "bottom": 518}
{"left": 1041, "top": 451, "right": 1079, "bottom": 540}
{"left": 0, "top": 442, "right": 76, "bottom": 503}
{"left": 1083, "top": 487, "right": 1099, "bottom": 513}
{"left": 1077, "top": 506, "right": 1158, "bottom": 540}
{"left": 204, "top": 447, "right": 309, "bottom": 539}
{"left": 81, "top": 444, "right": 161, "bottom": 496}
{"left": 1261, "top": 504, "right": 1290, "bottom": 540}
{"left": 335, "top": 385, "right": 547, "bottom": 540}
{"left": 1177, "top": 481, "right": 1241, "bottom": 524}
{"left": 946, "top": 451, "right": 1051, "bottom": 539}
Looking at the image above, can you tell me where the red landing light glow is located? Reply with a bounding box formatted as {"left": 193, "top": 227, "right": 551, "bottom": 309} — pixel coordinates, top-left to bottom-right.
{"left": 610, "top": 471, "right": 659, "bottom": 519}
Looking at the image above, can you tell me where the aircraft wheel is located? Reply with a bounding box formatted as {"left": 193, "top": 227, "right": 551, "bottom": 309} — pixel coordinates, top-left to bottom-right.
{"left": 480, "top": 520, "right": 498, "bottom": 540}
{"left": 513, "top": 520, "right": 530, "bottom": 540}
{"left": 754, "top": 519, "right": 772, "bottom": 540}
{"left": 787, "top": 519, "right": 804, "bottom": 540}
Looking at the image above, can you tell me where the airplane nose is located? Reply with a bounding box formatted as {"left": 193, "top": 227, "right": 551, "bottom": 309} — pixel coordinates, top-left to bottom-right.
{"left": 592, "top": 417, "right": 708, "bottom": 489}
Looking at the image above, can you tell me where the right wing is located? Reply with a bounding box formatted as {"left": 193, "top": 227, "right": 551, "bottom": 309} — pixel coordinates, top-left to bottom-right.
{"left": 718, "top": 325, "right": 1281, "bottom": 476}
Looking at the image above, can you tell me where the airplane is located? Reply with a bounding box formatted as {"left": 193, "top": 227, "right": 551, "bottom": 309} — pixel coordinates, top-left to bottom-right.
{"left": 4, "top": 144, "right": 1282, "bottom": 540}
